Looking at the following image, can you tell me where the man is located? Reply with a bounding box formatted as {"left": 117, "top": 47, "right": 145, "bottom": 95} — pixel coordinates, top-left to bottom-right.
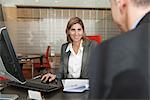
{"left": 89, "top": 0, "right": 150, "bottom": 99}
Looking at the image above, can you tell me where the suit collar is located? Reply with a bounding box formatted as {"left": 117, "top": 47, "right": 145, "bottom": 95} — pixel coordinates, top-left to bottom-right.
{"left": 65, "top": 40, "right": 83, "bottom": 53}
{"left": 65, "top": 39, "right": 90, "bottom": 53}
{"left": 80, "top": 39, "right": 91, "bottom": 77}
{"left": 63, "top": 39, "right": 91, "bottom": 78}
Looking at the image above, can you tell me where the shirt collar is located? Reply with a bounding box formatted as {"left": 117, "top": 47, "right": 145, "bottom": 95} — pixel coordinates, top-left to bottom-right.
{"left": 65, "top": 40, "right": 83, "bottom": 53}
{"left": 130, "top": 13, "right": 146, "bottom": 30}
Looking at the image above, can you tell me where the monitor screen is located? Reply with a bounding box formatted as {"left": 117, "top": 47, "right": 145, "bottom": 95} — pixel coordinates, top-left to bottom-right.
{"left": 0, "top": 27, "right": 26, "bottom": 83}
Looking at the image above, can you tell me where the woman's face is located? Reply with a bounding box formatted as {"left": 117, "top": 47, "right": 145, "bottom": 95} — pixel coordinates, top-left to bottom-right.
{"left": 69, "top": 23, "right": 84, "bottom": 43}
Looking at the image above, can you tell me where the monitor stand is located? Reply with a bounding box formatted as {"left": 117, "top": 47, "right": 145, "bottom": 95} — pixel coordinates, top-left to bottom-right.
{"left": 0, "top": 84, "right": 18, "bottom": 100}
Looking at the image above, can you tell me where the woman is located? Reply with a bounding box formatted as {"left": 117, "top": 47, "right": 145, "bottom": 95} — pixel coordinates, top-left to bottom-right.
{"left": 41, "top": 17, "right": 97, "bottom": 82}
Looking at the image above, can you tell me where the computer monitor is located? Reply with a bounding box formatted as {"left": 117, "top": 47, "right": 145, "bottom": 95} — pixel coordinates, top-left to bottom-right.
{"left": 0, "top": 27, "right": 26, "bottom": 84}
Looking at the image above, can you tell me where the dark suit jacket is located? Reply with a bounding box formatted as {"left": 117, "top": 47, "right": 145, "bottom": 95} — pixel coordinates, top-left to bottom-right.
{"left": 89, "top": 12, "right": 150, "bottom": 99}
{"left": 57, "top": 39, "right": 97, "bottom": 79}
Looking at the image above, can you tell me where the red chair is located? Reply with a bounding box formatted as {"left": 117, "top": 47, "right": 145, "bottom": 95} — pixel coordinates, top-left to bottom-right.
{"left": 33, "top": 46, "right": 51, "bottom": 72}
{"left": 86, "top": 35, "right": 102, "bottom": 43}
{"left": 0, "top": 76, "right": 7, "bottom": 80}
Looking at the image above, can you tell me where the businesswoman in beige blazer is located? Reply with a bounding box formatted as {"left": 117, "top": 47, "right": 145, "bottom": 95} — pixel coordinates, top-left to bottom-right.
{"left": 41, "top": 17, "right": 97, "bottom": 82}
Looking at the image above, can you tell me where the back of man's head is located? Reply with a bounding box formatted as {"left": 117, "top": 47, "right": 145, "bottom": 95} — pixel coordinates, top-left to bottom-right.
{"left": 131, "top": 0, "right": 150, "bottom": 7}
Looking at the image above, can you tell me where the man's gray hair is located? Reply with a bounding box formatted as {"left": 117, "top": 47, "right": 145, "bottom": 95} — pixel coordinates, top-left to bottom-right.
{"left": 132, "top": 0, "right": 150, "bottom": 7}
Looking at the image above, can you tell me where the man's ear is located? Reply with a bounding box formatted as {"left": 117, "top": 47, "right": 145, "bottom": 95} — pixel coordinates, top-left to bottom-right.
{"left": 116, "top": 0, "right": 127, "bottom": 14}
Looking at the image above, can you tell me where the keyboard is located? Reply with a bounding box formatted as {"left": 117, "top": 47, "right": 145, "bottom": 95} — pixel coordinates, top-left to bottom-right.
{"left": 7, "top": 78, "right": 63, "bottom": 92}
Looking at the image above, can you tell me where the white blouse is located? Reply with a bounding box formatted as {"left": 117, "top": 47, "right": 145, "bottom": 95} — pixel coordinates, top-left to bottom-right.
{"left": 65, "top": 40, "right": 84, "bottom": 78}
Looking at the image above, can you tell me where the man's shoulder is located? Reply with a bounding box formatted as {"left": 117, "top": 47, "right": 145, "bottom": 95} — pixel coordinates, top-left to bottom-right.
{"left": 104, "top": 29, "right": 139, "bottom": 46}
{"left": 106, "top": 11, "right": 149, "bottom": 47}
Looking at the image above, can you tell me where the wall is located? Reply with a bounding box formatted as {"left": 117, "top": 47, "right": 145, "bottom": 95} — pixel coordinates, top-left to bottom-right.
{"left": 16, "top": 7, "right": 120, "bottom": 54}
{"left": 3, "top": 7, "right": 17, "bottom": 48}
{"left": 1, "top": 0, "right": 120, "bottom": 55}
{"left": 1, "top": 0, "right": 110, "bottom": 8}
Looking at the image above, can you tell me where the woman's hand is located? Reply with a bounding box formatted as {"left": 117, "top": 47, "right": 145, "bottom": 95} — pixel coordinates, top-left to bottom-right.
{"left": 41, "top": 73, "right": 56, "bottom": 83}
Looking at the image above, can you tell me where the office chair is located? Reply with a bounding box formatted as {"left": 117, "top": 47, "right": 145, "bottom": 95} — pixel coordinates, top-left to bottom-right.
{"left": 0, "top": 76, "right": 7, "bottom": 80}
{"left": 33, "top": 46, "right": 51, "bottom": 73}
{"left": 86, "top": 35, "right": 102, "bottom": 43}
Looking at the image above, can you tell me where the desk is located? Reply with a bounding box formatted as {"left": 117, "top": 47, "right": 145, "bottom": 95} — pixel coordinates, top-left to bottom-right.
{"left": 1, "top": 81, "right": 89, "bottom": 100}
{"left": 20, "top": 55, "right": 42, "bottom": 60}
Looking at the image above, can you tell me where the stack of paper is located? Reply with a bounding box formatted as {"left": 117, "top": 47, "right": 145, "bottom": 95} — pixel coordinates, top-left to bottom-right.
{"left": 62, "top": 79, "right": 89, "bottom": 92}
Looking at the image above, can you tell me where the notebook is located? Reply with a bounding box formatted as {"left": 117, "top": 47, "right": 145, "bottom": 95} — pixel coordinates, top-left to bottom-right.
{"left": 62, "top": 79, "right": 89, "bottom": 92}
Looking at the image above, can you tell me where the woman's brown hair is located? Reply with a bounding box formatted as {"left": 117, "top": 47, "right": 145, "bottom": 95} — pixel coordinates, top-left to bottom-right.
{"left": 66, "top": 17, "right": 86, "bottom": 43}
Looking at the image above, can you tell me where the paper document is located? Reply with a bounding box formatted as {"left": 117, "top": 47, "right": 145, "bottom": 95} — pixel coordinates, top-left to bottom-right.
{"left": 62, "top": 79, "right": 89, "bottom": 92}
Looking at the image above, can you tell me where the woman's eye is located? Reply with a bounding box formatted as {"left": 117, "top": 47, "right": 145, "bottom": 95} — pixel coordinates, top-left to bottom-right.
{"left": 78, "top": 29, "right": 81, "bottom": 31}
{"left": 71, "top": 29, "right": 75, "bottom": 31}
{"left": 70, "top": 28, "right": 82, "bottom": 32}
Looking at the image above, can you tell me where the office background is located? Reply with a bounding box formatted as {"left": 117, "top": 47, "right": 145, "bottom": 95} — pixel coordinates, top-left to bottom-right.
{"left": 0, "top": 0, "right": 120, "bottom": 55}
